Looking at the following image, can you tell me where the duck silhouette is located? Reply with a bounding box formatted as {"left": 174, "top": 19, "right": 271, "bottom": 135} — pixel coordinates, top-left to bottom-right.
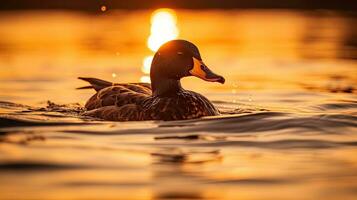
{"left": 78, "top": 40, "right": 225, "bottom": 121}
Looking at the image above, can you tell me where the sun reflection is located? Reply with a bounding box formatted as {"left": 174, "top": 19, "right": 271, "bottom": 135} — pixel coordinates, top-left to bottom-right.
{"left": 140, "top": 75, "right": 151, "bottom": 83}
{"left": 142, "top": 56, "right": 153, "bottom": 74}
{"left": 140, "top": 8, "right": 179, "bottom": 83}
{"left": 147, "top": 9, "right": 179, "bottom": 52}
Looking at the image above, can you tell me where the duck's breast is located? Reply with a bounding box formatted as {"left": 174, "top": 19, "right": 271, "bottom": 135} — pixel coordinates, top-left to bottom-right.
{"left": 141, "top": 91, "right": 219, "bottom": 120}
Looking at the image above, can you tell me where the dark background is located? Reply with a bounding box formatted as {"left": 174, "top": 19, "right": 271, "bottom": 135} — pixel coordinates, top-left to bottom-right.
{"left": 1, "top": 0, "right": 357, "bottom": 11}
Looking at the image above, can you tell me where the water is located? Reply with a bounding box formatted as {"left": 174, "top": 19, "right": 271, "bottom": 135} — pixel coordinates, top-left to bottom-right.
{"left": 0, "top": 9, "right": 357, "bottom": 200}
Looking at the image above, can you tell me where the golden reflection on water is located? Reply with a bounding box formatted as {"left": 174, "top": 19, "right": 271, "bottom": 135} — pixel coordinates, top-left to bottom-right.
{"left": 0, "top": 9, "right": 355, "bottom": 104}
{"left": 0, "top": 9, "right": 356, "bottom": 200}
{"left": 140, "top": 8, "right": 179, "bottom": 83}
{"left": 147, "top": 8, "right": 179, "bottom": 52}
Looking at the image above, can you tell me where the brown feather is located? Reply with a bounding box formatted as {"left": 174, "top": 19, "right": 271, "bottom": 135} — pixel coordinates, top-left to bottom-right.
{"left": 80, "top": 78, "right": 219, "bottom": 121}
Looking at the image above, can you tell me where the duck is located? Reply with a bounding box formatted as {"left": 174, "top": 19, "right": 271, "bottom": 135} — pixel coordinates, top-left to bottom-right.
{"left": 78, "top": 40, "right": 225, "bottom": 121}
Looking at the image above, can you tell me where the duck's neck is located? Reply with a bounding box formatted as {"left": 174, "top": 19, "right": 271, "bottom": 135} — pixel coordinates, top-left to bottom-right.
{"left": 151, "top": 78, "right": 183, "bottom": 97}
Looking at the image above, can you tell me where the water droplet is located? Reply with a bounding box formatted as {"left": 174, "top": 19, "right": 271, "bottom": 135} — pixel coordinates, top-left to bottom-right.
{"left": 112, "top": 73, "right": 117, "bottom": 78}
{"left": 101, "top": 6, "right": 107, "bottom": 12}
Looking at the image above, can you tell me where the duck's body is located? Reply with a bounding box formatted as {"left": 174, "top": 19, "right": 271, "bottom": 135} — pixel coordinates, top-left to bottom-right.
{"left": 79, "top": 40, "right": 224, "bottom": 121}
{"left": 79, "top": 78, "right": 219, "bottom": 121}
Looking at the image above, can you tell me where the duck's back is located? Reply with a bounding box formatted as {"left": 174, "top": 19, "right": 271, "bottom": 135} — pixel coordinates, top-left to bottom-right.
{"left": 78, "top": 77, "right": 152, "bottom": 121}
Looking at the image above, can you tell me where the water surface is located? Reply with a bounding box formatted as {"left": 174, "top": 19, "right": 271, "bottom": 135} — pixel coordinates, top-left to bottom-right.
{"left": 0, "top": 9, "right": 356, "bottom": 200}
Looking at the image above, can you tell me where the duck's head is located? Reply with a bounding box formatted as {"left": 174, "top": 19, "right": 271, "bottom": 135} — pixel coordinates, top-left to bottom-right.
{"left": 150, "top": 40, "right": 225, "bottom": 96}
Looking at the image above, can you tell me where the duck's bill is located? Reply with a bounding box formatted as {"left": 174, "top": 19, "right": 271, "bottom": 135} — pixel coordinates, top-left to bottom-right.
{"left": 189, "top": 57, "right": 225, "bottom": 84}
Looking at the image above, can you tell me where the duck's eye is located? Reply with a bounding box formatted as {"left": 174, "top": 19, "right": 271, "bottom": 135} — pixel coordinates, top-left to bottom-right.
{"left": 177, "top": 52, "right": 183, "bottom": 55}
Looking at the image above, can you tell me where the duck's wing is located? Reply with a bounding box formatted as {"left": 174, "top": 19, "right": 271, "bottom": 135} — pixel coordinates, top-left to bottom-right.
{"left": 84, "top": 85, "right": 152, "bottom": 110}
{"left": 78, "top": 77, "right": 152, "bottom": 110}
{"left": 83, "top": 104, "right": 147, "bottom": 121}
